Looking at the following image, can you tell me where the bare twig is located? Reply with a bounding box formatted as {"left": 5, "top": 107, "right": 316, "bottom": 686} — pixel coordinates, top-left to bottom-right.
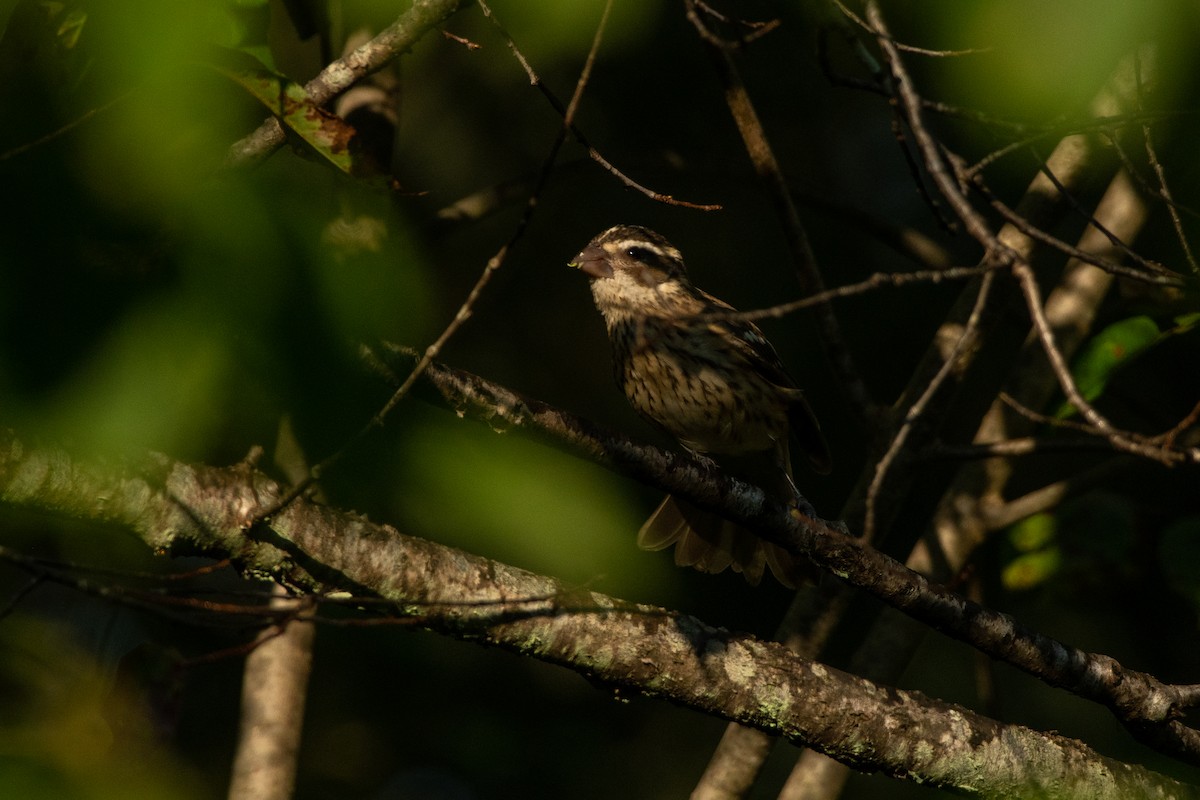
{"left": 830, "top": 0, "right": 988, "bottom": 57}
{"left": 1136, "top": 71, "right": 1200, "bottom": 275}
{"left": 975, "top": 178, "right": 1184, "bottom": 287}
{"left": 700, "top": 264, "right": 991, "bottom": 326}
{"left": 441, "top": 29, "right": 481, "bottom": 50}
{"left": 479, "top": 0, "right": 719, "bottom": 211}
{"left": 0, "top": 93, "right": 131, "bottom": 162}
{"left": 864, "top": 271, "right": 996, "bottom": 539}
{"left": 249, "top": 0, "right": 616, "bottom": 521}
{"left": 1110, "top": 136, "right": 1200, "bottom": 224}
{"left": 1024, "top": 152, "right": 1178, "bottom": 279}
{"left": 368, "top": 0, "right": 612, "bottom": 421}
{"left": 685, "top": 0, "right": 876, "bottom": 426}
{"left": 1159, "top": 400, "right": 1200, "bottom": 450}
{"left": 1011, "top": 260, "right": 1184, "bottom": 465}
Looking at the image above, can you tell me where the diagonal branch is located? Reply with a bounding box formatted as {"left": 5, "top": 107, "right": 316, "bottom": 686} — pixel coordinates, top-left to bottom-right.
{"left": 248, "top": 0, "right": 613, "bottom": 522}
{"left": 0, "top": 428, "right": 1194, "bottom": 799}
{"left": 866, "top": 4, "right": 1195, "bottom": 471}
{"left": 366, "top": 350, "right": 1200, "bottom": 764}
{"left": 685, "top": 0, "right": 875, "bottom": 425}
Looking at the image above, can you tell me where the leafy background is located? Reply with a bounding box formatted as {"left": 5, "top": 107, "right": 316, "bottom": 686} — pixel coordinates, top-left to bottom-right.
{"left": 1, "top": 0, "right": 1199, "bottom": 798}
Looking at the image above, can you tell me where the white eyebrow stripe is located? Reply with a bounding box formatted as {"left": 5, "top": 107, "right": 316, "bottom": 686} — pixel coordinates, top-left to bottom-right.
{"left": 614, "top": 239, "right": 664, "bottom": 253}
{"left": 610, "top": 239, "right": 682, "bottom": 262}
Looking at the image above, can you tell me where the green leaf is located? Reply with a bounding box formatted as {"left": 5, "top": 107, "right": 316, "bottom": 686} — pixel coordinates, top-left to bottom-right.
{"left": 1003, "top": 513, "right": 1060, "bottom": 590}
{"left": 1009, "top": 512, "right": 1056, "bottom": 551}
{"left": 1056, "top": 315, "right": 1160, "bottom": 418}
{"left": 1003, "top": 548, "right": 1062, "bottom": 591}
{"left": 209, "top": 54, "right": 360, "bottom": 175}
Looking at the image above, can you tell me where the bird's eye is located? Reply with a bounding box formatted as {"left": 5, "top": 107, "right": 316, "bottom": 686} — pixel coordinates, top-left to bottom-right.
{"left": 626, "top": 246, "right": 653, "bottom": 262}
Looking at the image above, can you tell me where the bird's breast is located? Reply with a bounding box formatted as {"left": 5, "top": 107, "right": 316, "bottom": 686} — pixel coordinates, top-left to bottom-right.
{"left": 613, "top": 322, "right": 788, "bottom": 455}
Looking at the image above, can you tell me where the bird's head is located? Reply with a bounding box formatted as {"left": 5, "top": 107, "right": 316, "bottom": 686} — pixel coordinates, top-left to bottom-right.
{"left": 569, "top": 225, "right": 695, "bottom": 320}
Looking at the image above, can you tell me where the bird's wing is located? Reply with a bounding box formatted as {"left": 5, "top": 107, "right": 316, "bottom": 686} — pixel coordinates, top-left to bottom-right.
{"left": 697, "top": 290, "right": 832, "bottom": 474}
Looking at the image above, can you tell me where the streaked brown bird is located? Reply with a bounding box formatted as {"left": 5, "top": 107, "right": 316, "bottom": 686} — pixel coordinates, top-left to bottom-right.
{"left": 569, "top": 224, "right": 830, "bottom": 586}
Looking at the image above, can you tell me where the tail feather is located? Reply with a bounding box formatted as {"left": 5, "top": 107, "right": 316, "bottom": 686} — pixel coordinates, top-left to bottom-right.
{"left": 637, "top": 495, "right": 802, "bottom": 587}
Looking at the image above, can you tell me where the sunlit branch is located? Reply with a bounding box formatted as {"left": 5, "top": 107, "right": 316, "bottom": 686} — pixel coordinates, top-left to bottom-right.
{"left": 363, "top": 351, "right": 1200, "bottom": 764}
{"left": 227, "top": 0, "right": 471, "bottom": 166}
{"left": 1, "top": 425, "right": 1197, "bottom": 792}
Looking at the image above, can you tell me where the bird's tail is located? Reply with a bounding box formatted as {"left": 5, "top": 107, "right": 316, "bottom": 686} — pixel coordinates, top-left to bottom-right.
{"left": 637, "top": 495, "right": 803, "bottom": 587}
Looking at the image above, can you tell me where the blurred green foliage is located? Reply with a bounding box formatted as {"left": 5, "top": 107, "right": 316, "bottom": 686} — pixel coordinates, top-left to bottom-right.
{"left": 395, "top": 411, "right": 667, "bottom": 588}
{"left": 1002, "top": 492, "right": 1138, "bottom": 593}
{"left": 0, "top": 619, "right": 203, "bottom": 800}
{"left": 1002, "top": 512, "right": 1060, "bottom": 590}
{"left": 0, "top": 0, "right": 1198, "bottom": 798}
{"left": 940, "top": 0, "right": 1167, "bottom": 117}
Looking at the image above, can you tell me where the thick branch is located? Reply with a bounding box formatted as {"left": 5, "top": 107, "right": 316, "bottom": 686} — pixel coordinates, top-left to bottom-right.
{"left": 371, "top": 351, "right": 1200, "bottom": 764}
{"left": 0, "top": 430, "right": 1193, "bottom": 799}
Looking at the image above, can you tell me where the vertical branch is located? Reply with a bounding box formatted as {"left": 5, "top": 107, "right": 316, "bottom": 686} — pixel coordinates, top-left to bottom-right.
{"left": 780, "top": 167, "right": 1152, "bottom": 800}
{"left": 685, "top": 1, "right": 876, "bottom": 427}
{"left": 226, "top": 588, "right": 316, "bottom": 800}
{"left": 228, "top": 417, "right": 320, "bottom": 800}
{"left": 862, "top": 269, "right": 997, "bottom": 539}
{"left": 693, "top": 4, "right": 1163, "bottom": 798}
{"left": 249, "top": 0, "right": 615, "bottom": 520}
{"left": 1134, "top": 51, "right": 1199, "bottom": 277}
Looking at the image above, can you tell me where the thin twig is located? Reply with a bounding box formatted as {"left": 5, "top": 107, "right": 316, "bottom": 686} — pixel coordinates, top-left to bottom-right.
{"left": 685, "top": 0, "right": 876, "bottom": 425}
{"left": 0, "top": 576, "right": 43, "bottom": 621}
{"left": 485, "top": 0, "right": 719, "bottom": 211}
{"left": 891, "top": 108, "right": 957, "bottom": 232}
{"left": 830, "top": 0, "right": 988, "bottom": 57}
{"left": 1011, "top": 260, "right": 1183, "bottom": 465}
{"left": 700, "top": 264, "right": 992, "bottom": 325}
{"left": 864, "top": 270, "right": 997, "bottom": 539}
{"left": 963, "top": 110, "right": 1188, "bottom": 180}
{"left": 0, "top": 93, "right": 131, "bottom": 162}
{"left": 868, "top": 5, "right": 994, "bottom": 246}
{"left": 1110, "top": 136, "right": 1200, "bottom": 223}
{"left": 1026, "top": 148, "right": 1178, "bottom": 278}
{"left": 1158, "top": 400, "right": 1200, "bottom": 450}
{"left": 1136, "top": 66, "right": 1200, "bottom": 275}
{"left": 974, "top": 177, "right": 1185, "bottom": 287}
{"left": 249, "top": 0, "right": 616, "bottom": 521}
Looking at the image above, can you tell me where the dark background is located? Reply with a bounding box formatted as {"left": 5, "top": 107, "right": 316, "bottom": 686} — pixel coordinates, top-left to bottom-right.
{"left": 1, "top": 0, "right": 1199, "bottom": 797}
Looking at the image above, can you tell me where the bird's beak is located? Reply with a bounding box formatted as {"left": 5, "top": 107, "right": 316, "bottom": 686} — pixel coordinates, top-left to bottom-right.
{"left": 568, "top": 245, "right": 613, "bottom": 279}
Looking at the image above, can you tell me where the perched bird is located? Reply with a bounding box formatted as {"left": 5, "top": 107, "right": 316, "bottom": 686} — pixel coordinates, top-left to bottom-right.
{"left": 569, "top": 224, "right": 830, "bottom": 586}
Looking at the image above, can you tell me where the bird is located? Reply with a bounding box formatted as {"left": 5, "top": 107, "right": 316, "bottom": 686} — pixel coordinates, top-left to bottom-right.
{"left": 569, "top": 224, "right": 830, "bottom": 586}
